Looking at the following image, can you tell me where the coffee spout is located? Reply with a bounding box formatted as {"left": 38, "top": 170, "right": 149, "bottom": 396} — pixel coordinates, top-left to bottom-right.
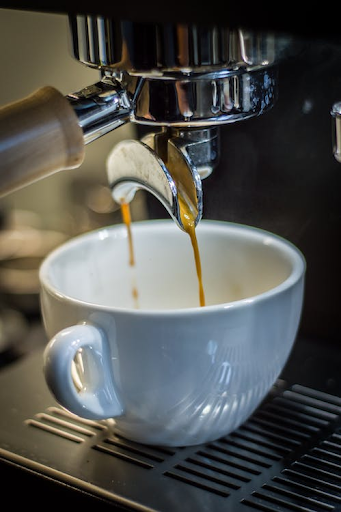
{"left": 106, "top": 128, "right": 219, "bottom": 230}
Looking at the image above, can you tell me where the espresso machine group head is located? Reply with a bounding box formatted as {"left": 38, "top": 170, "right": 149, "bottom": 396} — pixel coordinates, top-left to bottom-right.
{"left": 0, "top": 13, "right": 290, "bottom": 229}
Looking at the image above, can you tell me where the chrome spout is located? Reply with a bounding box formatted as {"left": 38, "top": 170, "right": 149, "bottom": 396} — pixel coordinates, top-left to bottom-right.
{"left": 106, "top": 128, "right": 220, "bottom": 230}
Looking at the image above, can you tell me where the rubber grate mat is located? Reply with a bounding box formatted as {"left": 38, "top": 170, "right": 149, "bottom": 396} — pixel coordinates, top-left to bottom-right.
{"left": 24, "top": 380, "right": 341, "bottom": 511}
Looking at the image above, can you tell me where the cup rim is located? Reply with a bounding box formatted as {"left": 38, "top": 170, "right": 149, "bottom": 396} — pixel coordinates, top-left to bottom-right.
{"left": 39, "top": 219, "right": 306, "bottom": 316}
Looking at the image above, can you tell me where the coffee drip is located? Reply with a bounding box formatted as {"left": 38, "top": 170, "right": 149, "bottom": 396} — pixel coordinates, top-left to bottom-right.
{"left": 120, "top": 201, "right": 139, "bottom": 309}
{"left": 120, "top": 199, "right": 205, "bottom": 309}
{"left": 177, "top": 195, "right": 205, "bottom": 308}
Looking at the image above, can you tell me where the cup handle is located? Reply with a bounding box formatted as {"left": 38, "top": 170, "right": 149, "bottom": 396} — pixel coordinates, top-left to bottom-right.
{"left": 43, "top": 323, "right": 123, "bottom": 420}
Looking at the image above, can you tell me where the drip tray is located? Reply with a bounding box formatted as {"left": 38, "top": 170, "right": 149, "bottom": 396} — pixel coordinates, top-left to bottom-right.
{"left": 1, "top": 337, "right": 341, "bottom": 511}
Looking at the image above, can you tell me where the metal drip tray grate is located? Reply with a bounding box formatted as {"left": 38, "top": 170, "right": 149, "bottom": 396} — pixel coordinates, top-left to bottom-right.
{"left": 1, "top": 345, "right": 341, "bottom": 510}
{"left": 25, "top": 384, "right": 341, "bottom": 510}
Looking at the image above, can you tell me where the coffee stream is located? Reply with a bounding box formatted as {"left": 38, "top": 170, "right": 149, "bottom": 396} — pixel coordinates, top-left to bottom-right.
{"left": 120, "top": 201, "right": 139, "bottom": 308}
{"left": 120, "top": 202, "right": 135, "bottom": 266}
{"left": 120, "top": 200, "right": 206, "bottom": 308}
{"left": 177, "top": 194, "right": 205, "bottom": 307}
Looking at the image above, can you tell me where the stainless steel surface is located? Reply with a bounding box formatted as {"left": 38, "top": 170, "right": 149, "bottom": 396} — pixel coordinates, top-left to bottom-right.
{"left": 161, "top": 127, "right": 219, "bottom": 180}
{"left": 67, "top": 77, "right": 132, "bottom": 144}
{"left": 129, "top": 66, "right": 278, "bottom": 127}
{"left": 107, "top": 129, "right": 204, "bottom": 230}
{"left": 69, "top": 18, "right": 283, "bottom": 71}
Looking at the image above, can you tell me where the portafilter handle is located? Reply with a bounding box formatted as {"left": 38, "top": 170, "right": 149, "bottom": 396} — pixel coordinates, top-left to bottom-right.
{"left": 0, "top": 78, "right": 132, "bottom": 196}
{"left": 0, "top": 86, "right": 85, "bottom": 196}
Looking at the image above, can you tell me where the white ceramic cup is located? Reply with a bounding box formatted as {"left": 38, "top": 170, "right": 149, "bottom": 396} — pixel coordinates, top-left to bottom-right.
{"left": 40, "top": 220, "right": 306, "bottom": 447}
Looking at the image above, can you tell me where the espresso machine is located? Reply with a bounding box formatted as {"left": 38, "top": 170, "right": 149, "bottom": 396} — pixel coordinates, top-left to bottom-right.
{"left": 1, "top": 4, "right": 341, "bottom": 511}
{"left": 0, "top": 9, "right": 289, "bottom": 230}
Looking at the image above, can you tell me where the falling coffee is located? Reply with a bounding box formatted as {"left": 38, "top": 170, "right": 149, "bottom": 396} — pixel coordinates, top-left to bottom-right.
{"left": 120, "top": 201, "right": 139, "bottom": 308}
{"left": 177, "top": 194, "right": 205, "bottom": 307}
{"left": 120, "top": 199, "right": 205, "bottom": 308}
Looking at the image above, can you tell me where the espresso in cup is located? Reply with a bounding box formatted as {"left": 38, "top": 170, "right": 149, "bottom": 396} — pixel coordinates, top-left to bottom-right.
{"left": 41, "top": 220, "right": 305, "bottom": 447}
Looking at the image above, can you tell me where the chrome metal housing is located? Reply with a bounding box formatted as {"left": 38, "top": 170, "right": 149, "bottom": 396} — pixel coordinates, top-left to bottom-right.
{"left": 129, "top": 67, "right": 278, "bottom": 127}
{"left": 67, "top": 16, "right": 288, "bottom": 228}
{"left": 69, "top": 17, "right": 279, "bottom": 72}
